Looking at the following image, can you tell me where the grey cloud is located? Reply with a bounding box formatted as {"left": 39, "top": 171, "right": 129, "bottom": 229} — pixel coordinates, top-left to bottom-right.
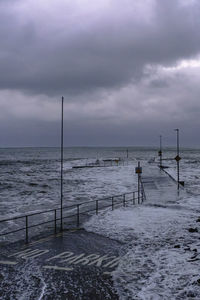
{"left": 1, "top": 1, "right": 200, "bottom": 147}
{"left": 0, "top": 0, "right": 200, "bottom": 97}
{"left": 148, "top": 79, "right": 169, "bottom": 88}
{"left": 1, "top": 62, "right": 200, "bottom": 147}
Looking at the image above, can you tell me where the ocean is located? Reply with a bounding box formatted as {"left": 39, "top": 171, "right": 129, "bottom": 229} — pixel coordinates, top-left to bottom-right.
{"left": 0, "top": 146, "right": 200, "bottom": 217}
{"left": 1, "top": 147, "right": 200, "bottom": 299}
{"left": 0, "top": 146, "right": 200, "bottom": 236}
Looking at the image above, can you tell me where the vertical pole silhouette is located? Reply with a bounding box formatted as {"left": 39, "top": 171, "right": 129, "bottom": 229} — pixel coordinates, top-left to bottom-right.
{"left": 174, "top": 128, "right": 180, "bottom": 190}
{"left": 159, "top": 135, "right": 162, "bottom": 168}
{"left": 60, "top": 96, "right": 64, "bottom": 231}
{"left": 135, "top": 161, "right": 142, "bottom": 203}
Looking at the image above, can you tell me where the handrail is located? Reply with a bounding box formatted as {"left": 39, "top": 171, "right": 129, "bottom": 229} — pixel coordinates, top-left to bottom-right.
{"left": 0, "top": 191, "right": 138, "bottom": 223}
{"left": 140, "top": 177, "right": 146, "bottom": 202}
{"left": 0, "top": 208, "right": 58, "bottom": 223}
{"left": 0, "top": 189, "right": 145, "bottom": 244}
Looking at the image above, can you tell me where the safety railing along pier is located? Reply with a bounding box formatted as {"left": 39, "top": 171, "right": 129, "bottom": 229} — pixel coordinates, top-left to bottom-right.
{"left": 0, "top": 182, "right": 146, "bottom": 244}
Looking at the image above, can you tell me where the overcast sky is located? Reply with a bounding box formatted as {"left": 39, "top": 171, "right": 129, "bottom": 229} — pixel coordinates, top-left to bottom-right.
{"left": 1, "top": 0, "right": 200, "bottom": 147}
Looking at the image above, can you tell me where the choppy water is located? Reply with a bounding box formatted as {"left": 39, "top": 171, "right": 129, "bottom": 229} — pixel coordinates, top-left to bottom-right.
{"left": 0, "top": 146, "right": 200, "bottom": 227}
{"left": 1, "top": 147, "right": 200, "bottom": 298}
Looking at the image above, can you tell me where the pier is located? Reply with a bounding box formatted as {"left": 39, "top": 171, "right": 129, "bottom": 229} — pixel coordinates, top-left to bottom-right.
{"left": 0, "top": 166, "right": 185, "bottom": 299}
{"left": 0, "top": 189, "right": 143, "bottom": 299}
{"left": 142, "top": 165, "right": 185, "bottom": 205}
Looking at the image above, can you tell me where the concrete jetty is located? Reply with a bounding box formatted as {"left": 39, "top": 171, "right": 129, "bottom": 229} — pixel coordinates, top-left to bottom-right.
{"left": 0, "top": 166, "right": 184, "bottom": 299}
{"left": 142, "top": 165, "right": 185, "bottom": 205}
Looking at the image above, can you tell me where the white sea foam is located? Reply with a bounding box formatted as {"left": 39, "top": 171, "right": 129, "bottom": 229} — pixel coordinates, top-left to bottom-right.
{"left": 84, "top": 192, "right": 200, "bottom": 299}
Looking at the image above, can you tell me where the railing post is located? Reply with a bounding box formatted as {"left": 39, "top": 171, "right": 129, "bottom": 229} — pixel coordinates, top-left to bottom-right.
{"left": 123, "top": 194, "right": 126, "bottom": 207}
{"left": 25, "top": 216, "right": 28, "bottom": 244}
{"left": 112, "top": 197, "right": 114, "bottom": 210}
{"left": 77, "top": 204, "right": 80, "bottom": 227}
{"left": 54, "top": 209, "right": 57, "bottom": 234}
{"left": 138, "top": 176, "right": 140, "bottom": 204}
{"left": 135, "top": 161, "right": 142, "bottom": 204}
{"left": 133, "top": 192, "right": 135, "bottom": 205}
{"left": 96, "top": 200, "right": 98, "bottom": 215}
{"left": 141, "top": 182, "right": 144, "bottom": 203}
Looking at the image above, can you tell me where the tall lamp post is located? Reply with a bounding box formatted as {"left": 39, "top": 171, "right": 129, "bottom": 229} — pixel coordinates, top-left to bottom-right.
{"left": 60, "top": 96, "right": 64, "bottom": 231}
{"left": 158, "top": 135, "right": 162, "bottom": 168}
{"left": 174, "top": 128, "right": 181, "bottom": 190}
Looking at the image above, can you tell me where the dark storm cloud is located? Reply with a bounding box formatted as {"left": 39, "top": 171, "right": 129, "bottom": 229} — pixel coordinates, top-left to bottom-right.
{"left": 1, "top": 0, "right": 200, "bottom": 147}
{"left": 0, "top": 0, "right": 200, "bottom": 96}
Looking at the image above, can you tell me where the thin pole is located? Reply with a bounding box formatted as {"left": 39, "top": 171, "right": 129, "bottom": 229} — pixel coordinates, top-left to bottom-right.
{"left": 60, "top": 96, "right": 64, "bottom": 231}
{"left": 160, "top": 135, "right": 162, "bottom": 168}
{"left": 175, "top": 129, "right": 180, "bottom": 190}
{"left": 138, "top": 161, "right": 140, "bottom": 204}
{"left": 177, "top": 129, "right": 180, "bottom": 190}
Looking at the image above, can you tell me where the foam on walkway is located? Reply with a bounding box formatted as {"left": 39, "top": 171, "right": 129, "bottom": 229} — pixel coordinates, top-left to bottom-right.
{"left": 142, "top": 165, "right": 186, "bottom": 205}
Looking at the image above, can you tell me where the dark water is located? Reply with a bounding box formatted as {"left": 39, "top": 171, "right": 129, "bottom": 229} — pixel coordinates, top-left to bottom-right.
{"left": 0, "top": 146, "right": 200, "bottom": 220}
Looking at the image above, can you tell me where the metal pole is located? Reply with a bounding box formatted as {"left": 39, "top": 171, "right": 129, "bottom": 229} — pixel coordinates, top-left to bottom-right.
{"left": 60, "top": 96, "right": 64, "bottom": 231}
{"left": 177, "top": 129, "right": 180, "bottom": 190}
{"left": 175, "top": 129, "right": 180, "bottom": 190}
{"left": 126, "top": 149, "right": 128, "bottom": 159}
{"left": 160, "top": 135, "right": 162, "bottom": 168}
{"left": 141, "top": 183, "right": 143, "bottom": 203}
{"left": 138, "top": 162, "right": 140, "bottom": 204}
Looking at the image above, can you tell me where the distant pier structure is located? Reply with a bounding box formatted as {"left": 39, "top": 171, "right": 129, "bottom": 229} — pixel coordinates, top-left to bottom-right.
{"left": 73, "top": 158, "right": 127, "bottom": 169}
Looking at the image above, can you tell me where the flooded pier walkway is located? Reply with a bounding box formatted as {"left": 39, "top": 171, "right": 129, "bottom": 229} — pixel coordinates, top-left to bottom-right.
{"left": 0, "top": 165, "right": 185, "bottom": 299}
{"left": 142, "top": 165, "right": 186, "bottom": 205}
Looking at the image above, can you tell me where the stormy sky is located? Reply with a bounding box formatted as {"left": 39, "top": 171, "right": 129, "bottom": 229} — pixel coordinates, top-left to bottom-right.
{"left": 1, "top": 0, "right": 200, "bottom": 147}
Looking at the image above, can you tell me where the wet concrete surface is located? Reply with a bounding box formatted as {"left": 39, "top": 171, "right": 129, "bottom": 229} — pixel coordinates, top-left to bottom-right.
{"left": 0, "top": 229, "right": 123, "bottom": 299}
{"left": 142, "top": 166, "right": 185, "bottom": 205}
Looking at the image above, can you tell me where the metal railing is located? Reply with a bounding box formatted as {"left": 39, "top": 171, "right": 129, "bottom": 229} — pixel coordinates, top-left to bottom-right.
{"left": 140, "top": 177, "right": 146, "bottom": 201}
{"left": 73, "top": 158, "right": 130, "bottom": 169}
{"left": 0, "top": 184, "right": 146, "bottom": 244}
